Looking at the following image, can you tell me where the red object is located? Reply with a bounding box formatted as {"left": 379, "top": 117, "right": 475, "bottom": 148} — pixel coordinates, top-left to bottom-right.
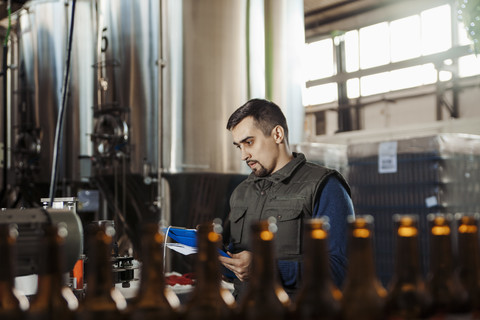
{"left": 72, "top": 259, "right": 84, "bottom": 289}
{"left": 165, "top": 273, "right": 195, "bottom": 286}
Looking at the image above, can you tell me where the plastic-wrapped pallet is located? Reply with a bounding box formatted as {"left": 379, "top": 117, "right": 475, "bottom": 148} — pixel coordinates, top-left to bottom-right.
{"left": 346, "top": 133, "right": 480, "bottom": 286}
{"left": 293, "top": 142, "right": 349, "bottom": 177}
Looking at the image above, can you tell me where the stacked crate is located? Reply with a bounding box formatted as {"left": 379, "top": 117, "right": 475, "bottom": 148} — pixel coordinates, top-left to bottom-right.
{"left": 293, "top": 142, "right": 349, "bottom": 177}
{"left": 347, "top": 134, "right": 480, "bottom": 286}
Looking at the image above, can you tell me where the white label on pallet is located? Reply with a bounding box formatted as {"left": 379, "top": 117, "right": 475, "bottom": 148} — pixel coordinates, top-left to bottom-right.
{"left": 378, "top": 141, "right": 398, "bottom": 174}
{"left": 425, "top": 196, "right": 438, "bottom": 208}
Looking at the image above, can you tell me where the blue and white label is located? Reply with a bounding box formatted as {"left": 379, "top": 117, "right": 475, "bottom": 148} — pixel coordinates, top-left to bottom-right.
{"left": 378, "top": 141, "right": 398, "bottom": 174}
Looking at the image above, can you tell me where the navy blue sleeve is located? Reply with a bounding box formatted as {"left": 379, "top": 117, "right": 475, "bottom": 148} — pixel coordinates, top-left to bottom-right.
{"left": 313, "top": 175, "right": 354, "bottom": 288}
{"left": 277, "top": 175, "right": 354, "bottom": 291}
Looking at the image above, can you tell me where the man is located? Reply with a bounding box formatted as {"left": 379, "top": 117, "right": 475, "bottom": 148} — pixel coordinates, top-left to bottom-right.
{"left": 219, "top": 98, "right": 354, "bottom": 299}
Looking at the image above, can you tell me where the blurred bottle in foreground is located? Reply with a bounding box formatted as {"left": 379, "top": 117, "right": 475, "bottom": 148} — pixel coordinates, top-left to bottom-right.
{"left": 26, "top": 224, "right": 78, "bottom": 320}
{"left": 340, "top": 215, "right": 386, "bottom": 320}
{"left": 384, "top": 214, "right": 432, "bottom": 319}
{"left": 456, "top": 213, "right": 480, "bottom": 319}
{"left": 76, "top": 223, "right": 126, "bottom": 320}
{"left": 127, "top": 223, "right": 179, "bottom": 320}
{"left": 237, "top": 218, "right": 290, "bottom": 320}
{"left": 181, "top": 220, "right": 236, "bottom": 320}
{"left": 0, "top": 224, "right": 29, "bottom": 320}
{"left": 291, "top": 217, "right": 341, "bottom": 320}
{"left": 426, "top": 213, "right": 470, "bottom": 319}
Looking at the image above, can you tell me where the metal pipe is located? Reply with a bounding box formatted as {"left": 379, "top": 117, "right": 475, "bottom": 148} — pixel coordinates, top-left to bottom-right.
{"left": 1, "top": 0, "right": 11, "bottom": 200}
{"left": 48, "top": 0, "right": 77, "bottom": 205}
{"left": 157, "top": 0, "right": 164, "bottom": 213}
{"left": 1, "top": 44, "right": 7, "bottom": 199}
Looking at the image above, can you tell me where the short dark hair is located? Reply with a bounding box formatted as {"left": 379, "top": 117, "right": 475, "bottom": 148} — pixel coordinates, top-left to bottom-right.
{"left": 226, "top": 99, "right": 289, "bottom": 142}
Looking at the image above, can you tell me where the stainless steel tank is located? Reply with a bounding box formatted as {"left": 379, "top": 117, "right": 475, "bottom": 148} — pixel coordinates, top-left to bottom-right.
{"left": 14, "top": 0, "right": 95, "bottom": 186}
{"left": 10, "top": 0, "right": 305, "bottom": 183}
{"left": 265, "top": 0, "right": 305, "bottom": 145}
{"left": 93, "top": 0, "right": 160, "bottom": 175}
{"left": 168, "top": 0, "right": 305, "bottom": 174}
{"left": 179, "top": 0, "right": 249, "bottom": 174}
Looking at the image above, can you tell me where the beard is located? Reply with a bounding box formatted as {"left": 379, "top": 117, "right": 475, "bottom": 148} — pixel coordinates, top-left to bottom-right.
{"left": 247, "top": 160, "right": 271, "bottom": 177}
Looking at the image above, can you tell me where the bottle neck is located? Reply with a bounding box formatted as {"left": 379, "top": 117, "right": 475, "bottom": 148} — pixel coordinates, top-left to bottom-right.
{"left": 429, "top": 235, "right": 454, "bottom": 277}
{"left": 194, "top": 233, "right": 221, "bottom": 291}
{"left": 458, "top": 232, "right": 480, "bottom": 278}
{"left": 35, "top": 273, "right": 64, "bottom": 299}
{"left": 250, "top": 237, "right": 277, "bottom": 288}
{"left": 0, "top": 243, "right": 15, "bottom": 286}
{"left": 302, "top": 237, "right": 331, "bottom": 286}
{"left": 39, "top": 236, "right": 64, "bottom": 280}
{"left": 345, "top": 236, "right": 377, "bottom": 283}
{"left": 86, "top": 239, "right": 114, "bottom": 296}
{"left": 0, "top": 280, "right": 16, "bottom": 295}
{"left": 139, "top": 235, "right": 166, "bottom": 295}
{"left": 393, "top": 235, "right": 422, "bottom": 282}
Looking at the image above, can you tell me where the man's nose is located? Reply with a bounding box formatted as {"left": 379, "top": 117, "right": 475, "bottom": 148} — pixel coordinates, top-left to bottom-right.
{"left": 241, "top": 148, "right": 250, "bottom": 161}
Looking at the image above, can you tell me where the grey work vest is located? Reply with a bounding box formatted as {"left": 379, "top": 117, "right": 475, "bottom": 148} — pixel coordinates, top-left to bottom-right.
{"left": 228, "top": 153, "right": 350, "bottom": 261}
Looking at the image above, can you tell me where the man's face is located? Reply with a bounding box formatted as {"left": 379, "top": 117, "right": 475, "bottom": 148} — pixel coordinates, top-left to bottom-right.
{"left": 231, "top": 116, "right": 280, "bottom": 177}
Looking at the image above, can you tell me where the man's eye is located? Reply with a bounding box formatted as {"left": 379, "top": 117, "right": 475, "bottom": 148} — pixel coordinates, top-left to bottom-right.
{"left": 235, "top": 145, "right": 241, "bottom": 149}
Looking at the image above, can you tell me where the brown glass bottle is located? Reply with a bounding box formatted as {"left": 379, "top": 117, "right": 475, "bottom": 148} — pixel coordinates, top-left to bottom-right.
{"left": 181, "top": 221, "right": 236, "bottom": 320}
{"left": 426, "top": 213, "right": 470, "bottom": 319}
{"left": 384, "top": 214, "right": 432, "bottom": 319}
{"left": 26, "top": 224, "right": 79, "bottom": 320}
{"left": 291, "top": 218, "right": 342, "bottom": 320}
{"left": 76, "top": 223, "right": 127, "bottom": 320}
{"left": 237, "top": 219, "right": 290, "bottom": 320}
{"left": 340, "top": 215, "right": 387, "bottom": 320}
{"left": 0, "top": 224, "right": 29, "bottom": 320}
{"left": 128, "top": 223, "right": 179, "bottom": 320}
{"left": 456, "top": 213, "right": 480, "bottom": 318}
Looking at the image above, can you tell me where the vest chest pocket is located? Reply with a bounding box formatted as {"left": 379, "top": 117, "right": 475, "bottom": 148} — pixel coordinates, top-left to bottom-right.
{"left": 264, "top": 207, "right": 303, "bottom": 257}
{"left": 229, "top": 207, "right": 247, "bottom": 246}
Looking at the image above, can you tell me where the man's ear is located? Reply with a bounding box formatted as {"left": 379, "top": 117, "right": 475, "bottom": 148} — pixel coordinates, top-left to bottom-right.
{"left": 272, "top": 125, "right": 285, "bottom": 144}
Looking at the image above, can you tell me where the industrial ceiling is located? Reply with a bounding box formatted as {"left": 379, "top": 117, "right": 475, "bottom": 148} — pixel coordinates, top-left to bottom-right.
{"left": 0, "top": 0, "right": 458, "bottom": 42}
{"left": 304, "top": 0, "right": 453, "bottom": 40}
{"left": 0, "top": 0, "right": 25, "bottom": 20}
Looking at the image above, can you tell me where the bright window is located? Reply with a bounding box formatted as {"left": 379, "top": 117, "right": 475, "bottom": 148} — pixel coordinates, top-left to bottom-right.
{"left": 347, "top": 78, "right": 360, "bottom": 99}
{"left": 304, "top": 83, "right": 338, "bottom": 105}
{"left": 389, "top": 64, "right": 437, "bottom": 91}
{"left": 360, "top": 72, "right": 390, "bottom": 96}
{"left": 359, "top": 22, "right": 390, "bottom": 69}
{"left": 304, "top": 39, "right": 334, "bottom": 81}
{"left": 458, "top": 21, "right": 472, "bottom": 46}
{"left": 303, "top": 3, "right": 480, "bottom": 106}
{"left": 345, "top": 30, "right": 359, "bottom": 72}
{"left": 421, "top": 5, "right": 452, "bottom": 55}
{"left": 459, "top": 55, "right": 480, "bottom": 77}
{"left": 390, "top": 15, "right": 421, "bottom": 62}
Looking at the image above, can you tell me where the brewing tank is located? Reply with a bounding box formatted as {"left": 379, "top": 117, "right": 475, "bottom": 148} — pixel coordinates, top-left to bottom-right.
{"left": 92, "top": 0, "right": 160, "bottom": 175}
{"left": 166, "top": 0, "right": 305, "bottom": 174}
{"left": 10, "top": 0, "right": 305, "bottom": 185}
{"left": 92, "top": 0, "right": 252, "bottom": 175}
{"left": 13, "top": 0, "right": 95, "bottom": 185}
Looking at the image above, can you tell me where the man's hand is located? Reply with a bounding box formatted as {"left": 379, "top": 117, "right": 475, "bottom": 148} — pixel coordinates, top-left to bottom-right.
{"left": 219, "top": 250, "right": 252, "bottom": 282}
